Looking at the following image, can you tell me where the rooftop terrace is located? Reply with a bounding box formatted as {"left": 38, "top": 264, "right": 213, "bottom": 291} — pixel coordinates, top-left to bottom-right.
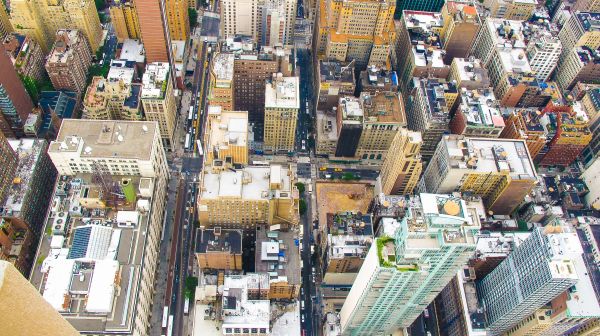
{"left": 141, "top": 62, "right": 169, "bottom": 99}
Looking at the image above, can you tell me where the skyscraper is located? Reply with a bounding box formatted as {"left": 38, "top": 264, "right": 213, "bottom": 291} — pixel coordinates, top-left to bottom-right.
{"left": 45, "top": 30, "right": 93, "bottom": 96}
{"left": 0, "top": 132, "right": 17, "bottom": 203}
{"left": 136, "top": 0, "right": 171, "bottom": 63}
{"left": 165, "top": 0, "right": 189, "bottom": 40}
{"left": 9, "top": 0, "right": 102, "bottom": 52}
{"left": 0, "top": 1, "right": 13, "bottom": 39}
{"left": 109, "top": 1, "right": 141, "bottom": 42}
{"left": 0, "top": 261, "right": 80, "bottom": 336}
{"left": 0, "top": 46, "right": 33, "bottom": 138}
{"left": 340, "top": 194, "right": 479, "bottom": 334}
{"left": 396, "top": 0, "right": 445, "bottom": 14}
{"left": 263, "top": 74, "right": 299, "bottom": 154}
{"left": 477, "top": 226, "right": 580, "bottom": 335}
{"left": 141, "top": 62, "right": 177, "bottom": 148}
{"left": 378, "top": 129, "right": 423, "bottom": 195}
{"left": 440, "top": 1, "right": 481, "bottom": 63}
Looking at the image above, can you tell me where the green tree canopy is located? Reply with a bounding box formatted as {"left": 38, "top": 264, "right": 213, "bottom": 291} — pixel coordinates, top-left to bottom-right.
{"left": 295, "top": 182, "right": 305, "bottom": 194}
{"left": 299, "top": 199, "right": 307, "bottom": 216}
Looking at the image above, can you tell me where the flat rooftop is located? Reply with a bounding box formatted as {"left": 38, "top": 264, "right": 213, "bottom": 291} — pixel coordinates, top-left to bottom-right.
{"left": 453, "top": 58, "right": 490, "bottom": 85}
{"left": 474, "top": 232, "right": 530, "bottom": 257}
{"left": 207, "top": 111, "right": 248, "bottom": 149}
{"left": 49, "top": 120, "right": 158, "bottom": 160}
{"left": 255, "top": 228, "right": 301, "bottom": 286}
{"left": 107, "top": 59, "right": 136, "bottom": 86}
{"left": 201, "top": 165, "right": 292, "bottom": 200}
{"left": 265, "top": 76, "right": 300, "bottom": 109}
{"left": 195, "top": 228, "right": 242, "bottom": 254}
{"left": 141, "top": 62, "right": 169, "bottom": 99}
{"left": 327, "top": 212, "right": 373, "bottom": 260}
{"left": 360, "top": 66, "right": 398, "bottom": 90}
{"left": 316, "top": 112, "right": 339, "bottom": 142}
{"left": 212, "top": 53, "right": 234, "bottom": 81}
{"left": 458, "top": 88, "right": 505, "bottom": 129}
{"left": 47, "top": 30, "right": 83, "bottom": 64}
{"left": 575, "top": 12, "right": 600, "bottom": 32}
{"left": 486, "top": 18, "right": 526, "bottom": 49}
{"left": 360, "top": 91, "right": 406, "bottom": 125}
{"left": 222, "top": 275, "right": 270, "bottom": 331}
{"left": 339, "top": 97, "right": 363, "bottom": 122}
{"left": 498, "top": 47, "right": 531, "bottom": 74}
{"left": 119, "top": 39, "right": 145, "bottom": 63}
{"left": 319, "top": 60, "right": 354, "bottom": 83}
{"left": 30, "top": 174, "right": 157, "bottom": 333}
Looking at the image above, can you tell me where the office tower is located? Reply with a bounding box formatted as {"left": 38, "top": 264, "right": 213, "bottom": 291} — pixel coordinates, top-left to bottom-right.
{"left": 0, "top": 132, "right": 17, "bottom": 203}
{"left": 208, "top": 53, "right": 234, "bottom": 111}
{"left": 0, "top": 2, "right": 12, "bottom": 39}
{"left": 205, "top": 107, "right": 249, "bottom": 165}
{"left": 316, "top": 60, "right": 355, "bottom": 112}
{"left": 538, "top": 102, "right": 592, "bottom": 166}
{"left": 0, "top": 45, "right": 33, "bottom": 138}
{"left": 109, "top": 1, "right": 141, "bottom": 42}
{"left": 333, "top": 96, "right": 363, "bottom": 158}
{"left": 136, "top": 0, "right": 170, "bottom": 63}
{"left": 0, "top": 261, "right": 80, "bottom": 336}
{"left": 449, "top": 87, "right": 505, "bottom": 138}
{"left": 340, "top": 194, "right": 479, "bottom": 334}
{"left": 197, "top": 164, "right": 299, "bottom": 228}
{"left": 43, "top": 120, "right": 168, "bottom": 335}
{"left": 221, "top": 0, "right": 296, "bottom": 46}
{"left": 440, "top": 2, "right": 481, "bottom": 64}
{"left": 2, "top": 33, "right": 46, "bottom": 82}
{"left": 447, "top": 57, "right": 490, "bottom": 90}
{"left": 555, "top": 46, "right": 600, "bottom": 91}
{"left": 421, "top": 135, "right": 537, "bottom": 215}
{"left": 321, "top": 212, "right": 373, "bottom": 313}
{"left": 317, "top": 0, "right": 395, "bottom": 67}
{"left": 558, "top": 12, "right": 600, "bottom": 64}
{"left": 489, "top": 0, "right": 536, "bottom": 20}
{"left": 359, "top": 66, "right": 398, "bottom": 95}
{"left": 394, "top": 11, "right": 449, "bottom": 91}
{"left": 500, "top": 108, "right": 547, "bottom": 158}
{"left": 525, "top": 31, "right": 562, "bottom": 82}
{"left": 9, "top": 0, "right": 102, "bottom": 52}
{"left": 477, "top": 227, "right": 580, "bottom": 335}
{"left": 396, "top": 0, "right": 444, "bottom": 13}
{"left": 195, "top": 228, "right": 243, "bottom": 270}
{"left": 165, "top": 0, "right": 189, "bottom": 40}
{"left": 405, "top": 78, "right": 458, "bottom": 159}
{"left": 582, "top": 88, "right": 600, "bottom": 163}
{"left": 141, "top": 62, "right": 177, "bottom": 149}
{"left": 45, "top": 30, "right": 92, "bottom": 96}
{"left": 232, "top": 45, "right": 293, "bottom": 127}
{"left": 83, "top": 60, "right": 143, "bottom": 121}
{"left": 378, "top": 129, "right": 422, "bottom": 195}
{"left": 263, "top": 74, "right": 299, "bottom": 154}
{"left": 573, "top": 0, "right": 600, "bottom": 12}
{"left": 255, "top": 226, "right": 301, "bottom": 299}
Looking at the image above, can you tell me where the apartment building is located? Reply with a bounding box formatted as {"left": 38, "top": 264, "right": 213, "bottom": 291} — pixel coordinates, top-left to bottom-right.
{"left": 197, "top": 164, "right": 299, "bottom": 228}
{"left": 0, "top": 132, "right": 16, "bottom": 203}
{"left": 141, "top": 62, "right": 177, "bottom": 149}
{"left": 220, "top": 0, "right": 296, "bottom": 46}
{"left": 317, "top": 0, "right": 396, "bottom": 67}
{"left": 205, "top": 107, "right": 249, "bottom": 165}
{"left": 0, "top": 1, "right": 12, "bottom": 39}
{"left": 2, "top": 33, "right": 46, "bottom": 82}
{"left": 263, "top": 74, "right": 299, "bottom": 154}
{"left": 83, "top": 60, "right": 143, "bottom": 121}
{"left": 208, "top": 53, "right": 234, "bottom": 110}
{"left": 9, "top": 0, "right": 102, "bottom": 52}
{"left": 316, "top": 60, "right": 355, "bottom": 112}
{"left": 195, "top": 228, "right": 243, "bottom": 270}
{"left": 524, "top": 24, "right": 562, "bottom": 81}
{"left": 109, "top": 1, "right": 141, "bottom": 42}
{"left": 45, "top": 30, "right": 92, "bottom": 95}
{"left": 573, "top": 0, "right": 600, "bottom": 12}
{"left": 489, "top": 0, "right": 537, "bottom": 20}
{"left": 0, "top": 41, "right": 33, "bottom": 138}
{"left": 421, "top": 135, "right": 537, "bottom": 215}
{"left": 449, "top": 87, "right": 505, "bottom": 138}
{"left": 582, "top": 88, "right": 600, "bottom": 163}
{"left": 165, "top": 0, "right": 189, "bottom": 40}
{"left": 558, "top": 12, "right": 600, "bottom": 65}
{"left": 378, "top": 129, "right": 423, "bottom": 195}
{"left": 447, "top": 57, "right": 491, "bottom": 90}
{"left": 340, "top": 194, "right": 479, "bottom": 334}
{"left": 440, "top": 2, "right": 481, "bottom": 63}
{"left": 500, "top": 108, "right": 547, "bottom": 158}
{"left": 555, "top": 46, "right": 600, "bottom": 92}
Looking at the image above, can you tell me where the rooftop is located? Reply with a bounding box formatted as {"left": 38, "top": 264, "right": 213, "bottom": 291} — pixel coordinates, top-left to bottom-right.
{"left": 417, "top": 78, "right": 458, "bottom": 122}
{"left": 107, "top": 59, "right": 136, "bottom": 86}
{"left": 49, "top": 120, "right": 158, "bottom": 160}
{"left": 327, "top": 212, "right": 373, "bottom": 260}
{"left": 255, "top": 228, "right": 301, "bottom": 286}
{"left": 265, "top": 75, "right": 300, "bottom": 109}
{"left": 141, "top": 62, "right": 169, "bottom": 99}
{"left": 360, "top": 66, "right": 398, "bottom": 90}
{"left": 457, "top": 88, "right": 505, "bottom": 129}
{"left": 47, "top": 30, "right": 84, "bottom": 64}
{"left": 360, "top": 91, "right": 406, "bottom": 125}
{"left": 474, "top": 232, "right": 531, "bottom": 257}
{"left": 207, "top": 110, "right": 248, "bottom": 150}
{"left": 452, "top": 58, "right": 490, "bottom": 87}
{"left": 119, "top": 39, "right": 145, "bottom": 63}
{"left": 575, "top": 12, "right": 600, "bottom": 32}
{"left": 200, "top": 165, "right": 293, "bottom": 200}
{"left": 498, "top": 47, "right": 531, "bottom": 74}
{"left": 195, "top": 228, "right": 242, "bottom": 254}
{"left": 486, "top": 18, "right": 526, "bottom": 49}
{"left": 212, "top": 53, "right": 234, "bottom": 81}
{"left": 338, "top": 96, "right": 363, "bottom": 123}
{"left": 1, "top": 139, "right": 46, "bottom": 217}
{"left": 222, "top": 275, "right": 271, "bottom": 331}
{"left": 316, "top": 111, "right": 338, "bottom": 142}
{"left": 319, "top": 60, "right": 355, "bottom": 83}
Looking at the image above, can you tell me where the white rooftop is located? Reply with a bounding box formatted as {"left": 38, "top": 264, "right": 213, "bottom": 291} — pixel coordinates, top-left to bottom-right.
{"left": 265, "top": 76, "right": 300, "bottom": 109}
{"left": 207, "top": 111, "right": 248, "bottom": 149}
{"left": 458, "top": 88, "right": 505, "bottom": 128}
{"left": 222, "top": 276, "right": 270, "bottom": 331}
{"left": 475, "top": 232, "right": 531, "bottom": 257}
{"left": 498, "top": 47, "right": 531, "bottom": 74}
{"left": 141, "top": 62, "right": 170, "bottom": 99}
{"left": 487, "top": 18, "right": 527, "bottom": 48}
{"left": 213, "top": 53, "right": 234, "bottom": 81}
{"left": 119, "top": 39, "right": 145, "bottom": 63}
{"left": 403, "top": 10, "right": 444, "bottom": 32}
{"left": 86, "top": 260, "right": 119, "bottom": 313}
{"left": 2, "top": 139, "right": 45, "bottom": 215}
{"left": 201, "top": 165, "right": 292, "bottom": 200}
{"left": 43, "top": 259, "right": 75, "bottom": 311}
{"left": 107, "top": 60, "right": 135, "bottom": 86}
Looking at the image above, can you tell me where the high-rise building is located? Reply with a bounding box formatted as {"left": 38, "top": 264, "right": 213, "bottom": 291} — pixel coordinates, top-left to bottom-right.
{"left": 421, "top": 135, "right": 537, "bottom": 215}
{"left": 555, "top": 46, "right": 600, "bottom": 92}
{"left": 263, "top": 74, "right": 299, "bottom": 154}
{"left": 220, "top": 0, "right": 297, "bottom": 46}
{"left": 0, "top": 2, "right": 12, "bottom": 39}
{"left": 405, "top": 77, "right": 458, "bottom": 159}
{"left": 447, "top": 57, "right": 490, "bottom": 90}
{"left": 45, "top": 30, "right": 92, "bottom": 95}
{"left": 197, "top": 164, "right": 299, "bottom": 228}
{"left": 440, "top": 2, "right": 481, "bottom": 64}
{"left": 165, "top": 0, "right": 189, "bottom": 40}
{"left": 136, "top": 0, "right": 170, "bottom": 63}
{"left": 38, "top": 90, "right": 79, "bottom": 137}
{"left": 0, "top": 44, "right": 33, "bottom": 138}
{"left": 83, "top": 60, "right": 143, "bottom": 121}
{"left": 340, "top": 194, "right": 480, "bottom": 334}
{"left": 205, "top": 107, "right": 249, "bottom": 165}
{"left": 500, "top": 108, "right": 547, "bottom": 158}
{"left": 317, "top": 0, "right": 395, "bottom": 67}
{"left": 573, "top": 0, "right": 600, "bottom": 12}
{"left": 0, "top": 261, "right": 80, "bottom": 336}
{"left": 477, "top": 226, "right": 581, "bottom": 335}
{"left": 232, "top": 44, "right": 293, "bottom": 128}
{"left": 449, "top": 87, "right": 505, "bottom": 138}
{"left": 109, "top": 1, "right": 141, "bottom": 42}
{"left": 208, "top": 53, "right": 235, "bottom": 111}
{"left": 141, "top": 62, "right": 177, "bottom": 148}
{"left": 581, "top": 88, "right": 600, "bottom": 163}
{"left": 2, "top": 33, "right": 46, "bottom": 82}
{"left": 396, "top": 0, "right": 444, "bottom": 13}
{"left": 333, "top": 96, "right": 363, "bottom": 158}
{"left": 378, "top": 129, "right": 423, "bottom": 195}
{"left": 316, "top": 60, "right": 355, "bottom": 112}
{"left": 489, "top": 0, "right": 537, "bottom": 20}
{"left": 525, "top": 28, "right": 562, "bottom": 82}
{"left": 0, "top": 132, "right": 16, "bottom": 203}
{"left": 9, "top": 0, "right": 102, "bottom": 52}
{"left": 359, "top": 66, "right": 399, "bottom": 95}
{"left": 557, "top": 12, "right": 600, "bottom": 64}
{"left": 195, "top": 228, "right": 243, "bottom": 270}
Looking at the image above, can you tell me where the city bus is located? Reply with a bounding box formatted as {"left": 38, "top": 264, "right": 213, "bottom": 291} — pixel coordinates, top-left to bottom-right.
{"left": 184, "top": 134, "right": 191, "bottom": 150}
{"left": 161, "top": 307, "right": 168, "bottom": 328}
{"left": 196, "top": 140, "right": 204, "bottom": 156}
{"left": 188, "top": 106, "right": 194, "bottom": 120}
{"left": 184, "top": 298, "right": 190, "bottom": 315}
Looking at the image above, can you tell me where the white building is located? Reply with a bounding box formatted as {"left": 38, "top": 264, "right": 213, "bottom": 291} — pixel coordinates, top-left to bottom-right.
{"left": 525, "top": 33, "right": 562, "bottom": 82}
{"left": 582, "top": 156, "right": 600, "bottom": 209}
{"left": 263, "top": 74, "right": 300, "bottom": 154}
{"left": 141, "top": 62, "right": 177, "bottom": 148}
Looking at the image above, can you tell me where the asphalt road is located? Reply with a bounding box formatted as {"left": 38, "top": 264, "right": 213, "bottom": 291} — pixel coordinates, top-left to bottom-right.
{"left": 317, "top": 167, "right": 380, "bottom": 180}
{"left": 296, "top": 49, "right": 314, "bottom": 154}
{"left": 300, "top": 191, "right": 317, "bottom": 336}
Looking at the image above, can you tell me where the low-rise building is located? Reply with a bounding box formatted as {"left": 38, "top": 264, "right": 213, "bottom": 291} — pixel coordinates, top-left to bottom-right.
{"left": 449, "top": 87, "right": 505, "bottom": 138}
{"left": 222, "top": 274, "right": 271, "bottom": 335}
{"left": 195, "top": 228, "right": 242, "bottom": 270}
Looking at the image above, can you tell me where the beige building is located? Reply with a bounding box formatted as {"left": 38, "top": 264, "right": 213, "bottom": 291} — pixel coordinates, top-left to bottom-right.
{"left": 378, "top": 129, "right": 423, "bottom": 195}
{"left": 0, "top": 261, "right": 79, "bottom": 336}
{"left": 83, "top": 60, "right": 143, "bottom": 121}
{"left": 2, "top": 33, "right": 46, "bottom": 82}
{"left": 555, "top": 46, "right": 600, "bottom": 92}
{"left": 317, "top": 0, "right": 396, "bottom": 67}
{"left": 208, "top": 53, "right": 234, "bottom": 111}
{"left": 558, "top": 12, "right": 600, "bottom": 65}
{"left": 263, "top": 74, "right": 299, "bottom": 154}
{"left": 141, "top": 62, "right": 177, "bottom": 149}
{"left": 45, "top": 30, "right": 92, "bottom": 95}
{"left": 205, "top": 106, "right": 249, "bottom": 166}
{"left": 9, "top": 0, "right": 102, "bottom": 52}
{"left": 489, "top": 0, "right": 536, "bottom": 20}
{"left": 165, "top": 0, "right": 189, "bottom": 40}
{"left": 0, "top": 2, "right": 12, "bottom": 39}
{"left": 440, "top": 2, "right": 481, "bottom": 63}
{"left": 109, "top": 1, "right": 141, "bottom": 42}
{"left": 197, "top": 164, "right": 299, "bottom": 229}
{"left": 447, "top": 57, "right": 490, "bottom": 90}
{"left": 573, "top": 0, "right": 600, "bottom": 12}
{"left": 195, "top": 228, "right": 243, "bottom": 270}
